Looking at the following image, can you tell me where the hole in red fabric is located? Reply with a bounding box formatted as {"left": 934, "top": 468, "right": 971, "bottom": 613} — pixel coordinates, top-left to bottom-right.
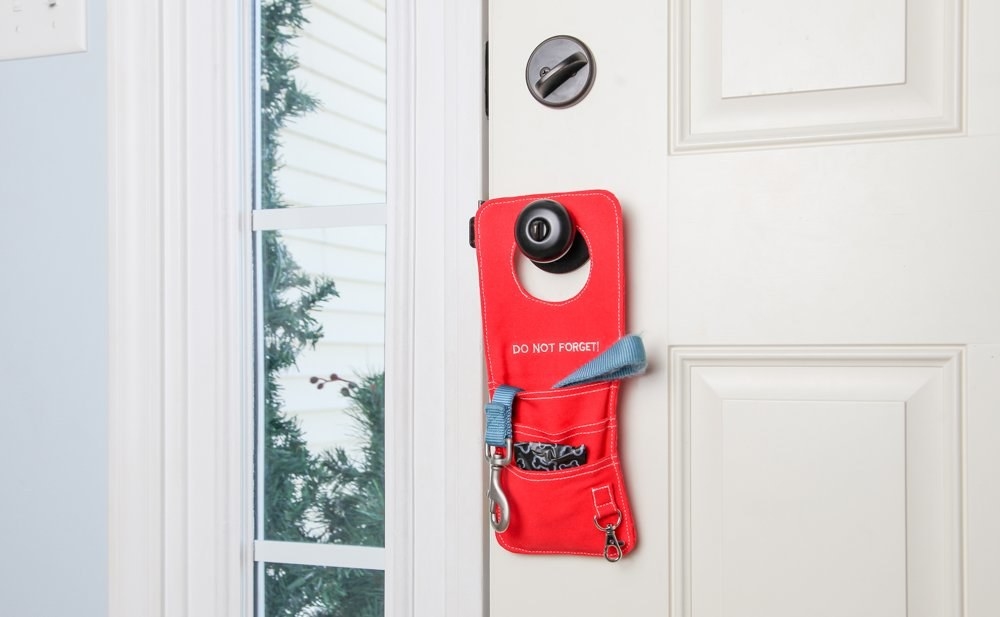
{"left": 514, "top": 247, "right": 591, "bottom": 302}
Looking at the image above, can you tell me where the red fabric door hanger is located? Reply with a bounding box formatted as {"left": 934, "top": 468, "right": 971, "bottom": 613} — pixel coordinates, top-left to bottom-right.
{"left": 475, "top": 189, "right": 638, "bottom": 560}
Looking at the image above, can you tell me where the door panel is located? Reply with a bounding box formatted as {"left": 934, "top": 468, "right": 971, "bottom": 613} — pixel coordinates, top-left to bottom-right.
{"left": 673, "top": 348, "right": 963, "bottom": 617}
{"left": 488, "top": 0, "right": 1000, "bottom": 615}
{"left": 674, "top": 0, "right": 963, "bottom": 149}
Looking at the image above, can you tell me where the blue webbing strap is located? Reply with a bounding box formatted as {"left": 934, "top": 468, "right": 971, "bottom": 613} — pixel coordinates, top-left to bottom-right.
{"left": 552, "top": 334, "right": 647, "bottom": 389}
{"left": 484, "top": 384, "right": 522, "bottom": 447}
{"left": 483, "top": 336, "right": 646, "bottom": 446}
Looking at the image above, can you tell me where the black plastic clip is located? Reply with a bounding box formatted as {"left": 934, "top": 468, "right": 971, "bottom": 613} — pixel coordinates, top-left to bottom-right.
{"left": 469, "top": 200, "right": 484, "bottom": 248}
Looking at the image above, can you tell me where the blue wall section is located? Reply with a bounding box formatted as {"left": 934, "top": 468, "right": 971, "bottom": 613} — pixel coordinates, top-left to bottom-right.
{"left": 0, "top": 2, "right": 107, "bottom": 615}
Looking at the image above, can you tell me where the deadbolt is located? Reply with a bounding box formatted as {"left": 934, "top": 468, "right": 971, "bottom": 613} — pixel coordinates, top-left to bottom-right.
{"left": 525, "top": 35, "right": 595, "bottom": 108}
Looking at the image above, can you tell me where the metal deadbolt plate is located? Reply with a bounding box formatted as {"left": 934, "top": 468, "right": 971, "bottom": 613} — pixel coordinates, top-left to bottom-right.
{"left": 525, "top": 35, "right": 595, "bottom": 108}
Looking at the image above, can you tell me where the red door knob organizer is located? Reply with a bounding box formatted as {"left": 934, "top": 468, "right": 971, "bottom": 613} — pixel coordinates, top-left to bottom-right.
{"left": 473, "top": 189, "right": 645, "bottom": 561}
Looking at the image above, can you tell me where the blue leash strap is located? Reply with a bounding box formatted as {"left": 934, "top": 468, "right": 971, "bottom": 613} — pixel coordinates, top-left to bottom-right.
{"left": 484, "top": 384, "right": 522, "bottom": 447}
{"left": 484, "top": 335, "right": 645, "bottom": 444}
{"left": 552, "top": 334, "right": 647, "bottom": 389}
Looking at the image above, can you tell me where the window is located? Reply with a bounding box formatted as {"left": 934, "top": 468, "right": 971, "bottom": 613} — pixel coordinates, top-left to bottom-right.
{"left": 107, "top": 0, "right": 484, "bottom": 614}
{"left": 253, "top": 1, "right": 388, "bottom": 614}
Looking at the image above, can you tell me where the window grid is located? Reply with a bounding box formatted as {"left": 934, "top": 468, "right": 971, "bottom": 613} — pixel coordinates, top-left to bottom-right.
{"left": 251, "top": 205, "right": 388, "bottom": 570}
{"left": 252, "top": 0, "right": 390, "bottom": 612}
{"left": 251, "top": 203, "right": 387, "bottom": 231}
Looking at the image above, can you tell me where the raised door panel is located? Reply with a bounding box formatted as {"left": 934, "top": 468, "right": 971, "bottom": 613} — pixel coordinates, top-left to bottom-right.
{"left": 672, "top": 0, "right": 964, "bottom": 150}
{"left": 721, "top": 0, "right": 906, "bottom": 97}
{"left": 671, "top": 347, "right": 964, "bottom": 617}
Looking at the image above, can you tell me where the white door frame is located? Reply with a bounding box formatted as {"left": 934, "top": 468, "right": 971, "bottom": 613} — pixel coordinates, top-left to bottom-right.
{"left": 106, "top": 0, "right": 487, "bottom": 615}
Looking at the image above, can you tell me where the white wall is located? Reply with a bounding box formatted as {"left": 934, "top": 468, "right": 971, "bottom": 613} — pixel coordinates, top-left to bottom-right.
{"left": 0, "top": 2, "right": 107, "bottom": 615}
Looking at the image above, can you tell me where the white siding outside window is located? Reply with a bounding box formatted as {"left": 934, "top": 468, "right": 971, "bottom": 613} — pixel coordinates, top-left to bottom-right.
{"left": 268, "top": 0, "right": 388, "bottom": 467}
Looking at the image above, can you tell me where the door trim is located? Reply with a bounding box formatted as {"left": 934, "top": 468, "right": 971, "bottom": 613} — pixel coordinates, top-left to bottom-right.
{"left": 107, "top": 0, "right": 250, "bottom": 615}
{"left": 107, "top": 0, "right": 488, "bottom": 615}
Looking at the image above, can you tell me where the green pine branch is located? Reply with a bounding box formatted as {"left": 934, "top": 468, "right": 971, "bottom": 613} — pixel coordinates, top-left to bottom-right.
{"left": 260, "top": 1, "right": 386, "bottom": 615}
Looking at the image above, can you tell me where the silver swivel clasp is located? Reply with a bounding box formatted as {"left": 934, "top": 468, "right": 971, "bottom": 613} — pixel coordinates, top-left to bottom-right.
{"left": 594, "top": 512, "right": 625, "bottom": 562}
{"left": 485, "top": 439, "right": 513, "bottom": 533}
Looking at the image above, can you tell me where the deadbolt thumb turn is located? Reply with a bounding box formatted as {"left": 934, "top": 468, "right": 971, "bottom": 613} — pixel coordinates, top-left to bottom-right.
{"left": 526, "top": 35, "right": 595, "bottom": 108}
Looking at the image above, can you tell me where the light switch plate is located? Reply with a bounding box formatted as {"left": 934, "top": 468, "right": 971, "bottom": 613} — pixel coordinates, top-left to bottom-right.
{"left": 0, "top": 0, "right": 87, "bottom": 61}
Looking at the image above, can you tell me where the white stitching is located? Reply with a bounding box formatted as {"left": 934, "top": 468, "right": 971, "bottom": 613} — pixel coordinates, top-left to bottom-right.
{"left": 613, "top": 195, "right": 622, "bottom": 335}
{"left": 515, "top": 429, "right": 607, "bottom": 444}
{"left": 505, "top": 459, "right": 615, "bottom": 482}
{"left": 513, "top": 418, "right": 610, "bottom": 437}
{"left": 610, "top": 457, "right": 634, "bottom": 546}
{"left": 592, "top": 485, "right": 614, "bottom": 510}
{"left": 518, "top": 384, "right": 611, "bottom": 401}
{"left": 495, "top": 535, "right": 603, "bottom": 557}
{"left": 508, "top": 230, "right": 596, "bottom": 307}
{"left": 508, "top": 241, "right": 597, "bottom": 307}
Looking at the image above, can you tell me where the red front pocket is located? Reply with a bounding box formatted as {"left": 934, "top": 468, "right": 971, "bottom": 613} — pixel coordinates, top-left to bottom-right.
{"left": 512, "top": 420, "right": 611, "bottom": 466}
{"left": 497, "top": 456, "right": 636, "bottom": 558}
{"left": 512, "top": 383, "right": 618, "bottom": 462}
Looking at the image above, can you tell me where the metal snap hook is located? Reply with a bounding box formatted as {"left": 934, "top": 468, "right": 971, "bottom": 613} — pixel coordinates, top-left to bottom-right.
{"left": 594, "top": 512, "right": 625, "bottom": 562}
{"left": 485, "top": 439, "right": 513, "bottom": 532}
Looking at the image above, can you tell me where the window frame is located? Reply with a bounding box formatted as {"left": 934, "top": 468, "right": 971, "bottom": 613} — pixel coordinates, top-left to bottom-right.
{"left": 107, "top": 0, "right": 487, "bottom": 615}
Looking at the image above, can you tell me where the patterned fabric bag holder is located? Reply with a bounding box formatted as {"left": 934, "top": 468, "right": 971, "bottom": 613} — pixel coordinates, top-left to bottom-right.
{"left": 474, "top": 189, "right": 645, "bottom": 561}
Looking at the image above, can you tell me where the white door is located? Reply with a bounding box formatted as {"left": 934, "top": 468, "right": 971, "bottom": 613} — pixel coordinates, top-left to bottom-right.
{"left": 486, "top": 0, "right": 1000, "bottom": 615}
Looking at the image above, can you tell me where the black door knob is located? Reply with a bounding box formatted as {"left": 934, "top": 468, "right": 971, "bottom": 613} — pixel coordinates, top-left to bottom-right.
{"left": 514, "top": 199, "right": 590, "bottom": 274}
